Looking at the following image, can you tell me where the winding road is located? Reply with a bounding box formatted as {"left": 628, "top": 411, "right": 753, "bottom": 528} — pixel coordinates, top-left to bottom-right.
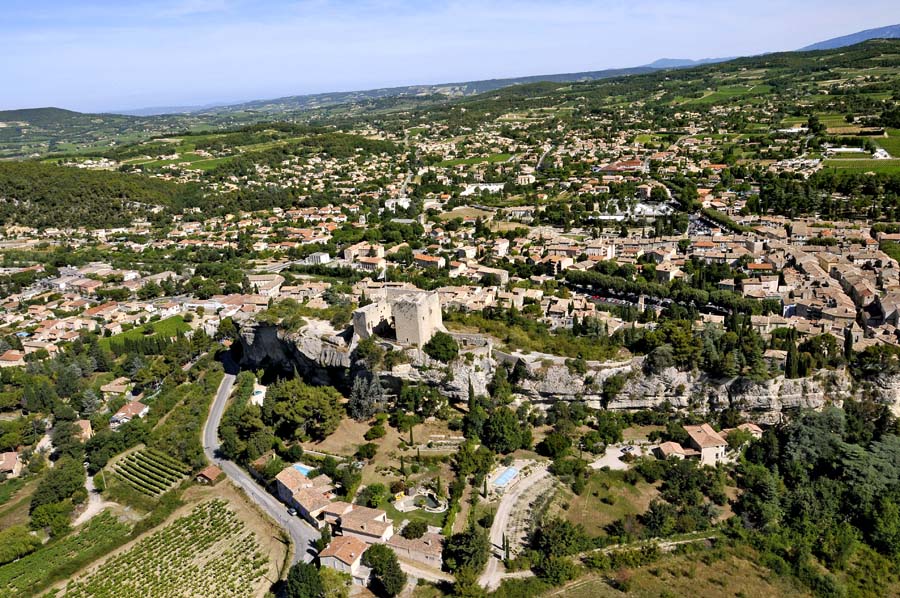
{"left": 203, "top": 354, "right": 320, "bottom": 565}
{"left": 479, "top": 466, "right": 550, "bottom": 590}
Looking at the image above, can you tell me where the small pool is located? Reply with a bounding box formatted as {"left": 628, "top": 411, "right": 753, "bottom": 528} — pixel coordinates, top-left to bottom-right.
{"left": 293, "top": 463, "right": 313, "bottom": 477}
{"left": 494, "top": 466, "right": 519, "bottom": 487}
{"left": 414, "top": 494, "right": 440, "bottom": 509}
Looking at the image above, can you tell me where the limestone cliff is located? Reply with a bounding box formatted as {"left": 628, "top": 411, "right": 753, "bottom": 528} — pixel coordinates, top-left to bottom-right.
{"left": 235, "top": 321, "right": 900, "bottom": 421}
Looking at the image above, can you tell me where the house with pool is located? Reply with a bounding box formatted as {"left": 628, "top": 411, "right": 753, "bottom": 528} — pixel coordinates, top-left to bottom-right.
{"left": 275, "top": 463, "right": 335, "bottom": 525}
{"left": 489, "top": 464, "right": 521, "bottom": 494}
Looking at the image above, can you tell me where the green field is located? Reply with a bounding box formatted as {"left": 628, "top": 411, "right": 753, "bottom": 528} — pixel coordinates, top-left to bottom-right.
{"left": 677, "top": 84, "right": 772, "bottom": 106}
{"left": 561, "top": 470, "right": 659, "bottom": 536}
{"left": 0, "top": 477, "right": 27, "bottom": 507}
{"left": 438, "top": 153, "right": 513, "bottom": 167}
{"left": 823, "top": 159, "right": 900, "bottom": 174}
{"left": 99, "top": 316, "right": 190, "bottom": 351}
{"left": 876, "top": 129, "right": 900, "bottom": 157}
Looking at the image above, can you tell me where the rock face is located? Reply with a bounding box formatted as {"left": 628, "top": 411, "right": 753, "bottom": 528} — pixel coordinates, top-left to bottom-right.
{"left": 238, "top": 322, "right": 353, "bottom": 387}
{"left": 236, "top": 321, "right": 900, "bottom": 421}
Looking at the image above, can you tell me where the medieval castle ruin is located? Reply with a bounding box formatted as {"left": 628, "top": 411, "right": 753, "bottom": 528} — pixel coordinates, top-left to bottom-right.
{"left": 352, "top": 286, "right": 443, "bottom": 347}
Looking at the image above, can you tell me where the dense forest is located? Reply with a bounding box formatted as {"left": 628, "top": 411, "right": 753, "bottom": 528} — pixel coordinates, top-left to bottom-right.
{"left": 0, "top": 162, "right": 201, "bottom": 228}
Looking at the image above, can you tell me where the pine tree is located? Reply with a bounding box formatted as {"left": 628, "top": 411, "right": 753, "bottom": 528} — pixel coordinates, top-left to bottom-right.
{"left": 367, "top": 374, "right": 385, "bottom": 411}
{"left": 348, "top": 376, "right": 373, "bottom": 421}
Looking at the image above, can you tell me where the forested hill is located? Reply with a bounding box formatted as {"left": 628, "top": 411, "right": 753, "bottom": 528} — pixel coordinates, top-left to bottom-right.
{"left": 0, "top": 162, "right": 199, "bottom": 229}
{"left": 0, "top": 108, "right": 84, "bottom": 127}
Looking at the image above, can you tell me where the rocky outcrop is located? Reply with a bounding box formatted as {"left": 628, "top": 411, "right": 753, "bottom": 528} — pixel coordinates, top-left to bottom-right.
{"left": 236, "top": 320, "right": 900, "bottom": 422}
{"left": 238, "top": 322, "right": 353, "bottom": 387}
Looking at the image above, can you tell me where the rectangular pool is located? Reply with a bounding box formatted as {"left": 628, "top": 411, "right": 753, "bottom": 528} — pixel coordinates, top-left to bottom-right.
{"left": 293, "top": 463, "right": 313, "bottom": 477}
{"left": 494, "top": 466, "right": 519, "bottom": 487}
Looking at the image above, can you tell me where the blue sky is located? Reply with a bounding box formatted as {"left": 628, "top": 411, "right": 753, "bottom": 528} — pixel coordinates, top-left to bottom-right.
{"left": 3, "top": 0, "right": 900, "bottom": 112}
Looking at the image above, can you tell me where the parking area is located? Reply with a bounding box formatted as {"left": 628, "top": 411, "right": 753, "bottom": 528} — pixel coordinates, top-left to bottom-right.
{"left": 590, "top": 443, "right": 656, "bottom": 470}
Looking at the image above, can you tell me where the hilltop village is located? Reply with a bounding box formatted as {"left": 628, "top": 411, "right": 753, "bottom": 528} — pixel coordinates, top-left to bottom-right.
{"left": 1, "top": 39, "right": 900, "bottom": 598}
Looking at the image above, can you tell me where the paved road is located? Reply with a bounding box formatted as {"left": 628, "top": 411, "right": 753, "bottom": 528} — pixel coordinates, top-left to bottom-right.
{"left": 203, "top": 357, "right": 320, "bottom": 565}
{"left": 479, "top": 466, "right": 550, "bottom": 590}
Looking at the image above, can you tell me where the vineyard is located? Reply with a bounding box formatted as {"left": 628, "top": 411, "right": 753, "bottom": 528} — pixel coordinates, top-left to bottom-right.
{"left": 58, "top": 500, "right": 270, "bottom": 598}
{"left": 111, "top": 448, "right": 189, "bottom": 497}
{"left": 0, "top": 511, "right": 131, "bottom": 598}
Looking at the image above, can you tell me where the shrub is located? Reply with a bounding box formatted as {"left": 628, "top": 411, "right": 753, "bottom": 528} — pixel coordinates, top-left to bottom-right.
{"left": 365, "top": 424, "right": 386, "bottom": 440}
{"left": 356, "top": 443, "right": 378, "bottom": 460}
{"left": 423, "top": 332, "right": 459, "bottom": 363}
{"left": 402, "top": 520, "right": 428, "bottom": 539}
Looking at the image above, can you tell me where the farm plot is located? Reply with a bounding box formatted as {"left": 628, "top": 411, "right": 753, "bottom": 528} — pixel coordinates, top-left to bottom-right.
{"left": 0, "top": 511, "right": 130, "bottom": 598}
{"left": 59, "top": 500, "right": 270, "bottom": 598}
{"left": 111, "top": 448, "right": 189, "bottom": 497}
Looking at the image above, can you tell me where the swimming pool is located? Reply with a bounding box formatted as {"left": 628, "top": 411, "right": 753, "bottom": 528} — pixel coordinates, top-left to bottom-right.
{"left": 494, "top": 466, "right": 519, "bottom": 487}
{"left": 293, "top": 463, "right": 313, "bottom": 477}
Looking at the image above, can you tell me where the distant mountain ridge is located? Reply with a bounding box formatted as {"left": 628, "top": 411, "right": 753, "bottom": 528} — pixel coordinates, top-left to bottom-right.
{"left": 800, "top": 23, "right": 900, "bottom": 51}
{"left": 644, "top": 57, "right": 735, "bottom": 69}
{"left": 187, "top": 65, "right": 659, "bottom": 117}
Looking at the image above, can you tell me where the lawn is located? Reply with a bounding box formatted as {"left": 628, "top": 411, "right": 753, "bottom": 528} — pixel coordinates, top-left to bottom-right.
{"left": 560, "top": 469, "right": 659, "bottom": 537}
{"left": 378, "top": 495, "right": 446, "bottom": 529}
{"left": 99, "top": 315, "right": 190, "bottom": 351}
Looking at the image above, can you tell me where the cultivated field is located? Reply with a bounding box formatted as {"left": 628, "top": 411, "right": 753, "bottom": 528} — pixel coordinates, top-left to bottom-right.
{"left": 876, "top": 129, "right": 900, "bottom": 156}
{"left": 0, "top": 512, "right": 131, "bottom": 598}
{"left": 110, "top": 448, "right": 189, "bottom": 497}
{"left": 57, "top": 499, "right": 271, "bottom": 598}
{"left": 823, "top": 158, "right": 900, "bottom": 174}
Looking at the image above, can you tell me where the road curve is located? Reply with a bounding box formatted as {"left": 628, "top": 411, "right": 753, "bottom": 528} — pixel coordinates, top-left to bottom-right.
{"left": 203, "top": 357, "right": 320, "bottom": 565}
{"left": 479, "top": 467, "right": 549, "bottom": 590}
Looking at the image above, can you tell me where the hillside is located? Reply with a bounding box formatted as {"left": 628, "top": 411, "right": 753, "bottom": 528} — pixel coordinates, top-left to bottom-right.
{"left": 801, "top": 23, "right": 900, "bottom": 51}
{"left": 3, "top": 37, "right": 900, "bottom": 160}
{"left": 0, "top": 162, "right": 200, "bottom": 228}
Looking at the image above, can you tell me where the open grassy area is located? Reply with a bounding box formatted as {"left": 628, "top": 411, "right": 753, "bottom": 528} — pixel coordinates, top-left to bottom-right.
{"left": 622, "top": 425, "right": 664, "bottom": 442}
{"left": 552, "top": 545, "right": 810, "bottom": 598}
{"left": 438, "top": 207, "right": 495, "bottom": 221}
{"left": 558, "top": 470, "right": 659, "bottom": 537}
{"left": 677, "top": 85, "right": 772, "bottom": 106}
{"left": 876, "top": 129, "right": 900, "bottom": 157}
{"left": 0, "top": 476, "right": 27, "bottom": 507}
{"left": 98, "top": 315, "right": 190, "bottom": 351}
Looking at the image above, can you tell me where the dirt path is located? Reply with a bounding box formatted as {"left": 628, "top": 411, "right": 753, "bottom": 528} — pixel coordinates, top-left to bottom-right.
{"left": 73, "top": 475, "right": 119, "bottom": 527}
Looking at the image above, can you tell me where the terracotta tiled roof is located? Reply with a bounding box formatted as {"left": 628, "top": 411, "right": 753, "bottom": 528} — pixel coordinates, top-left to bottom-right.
{"left": 320, "top": 535, "right": 368, "bottom": 566}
